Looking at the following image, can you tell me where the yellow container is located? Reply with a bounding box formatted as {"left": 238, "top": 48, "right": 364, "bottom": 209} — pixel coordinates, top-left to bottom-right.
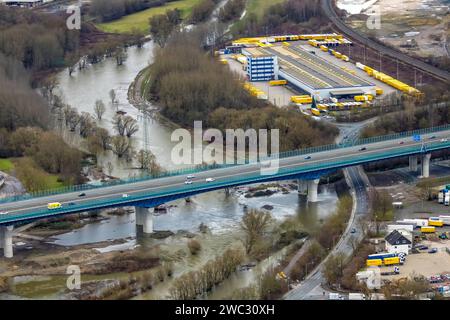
{"left": 421, "top": 226, "right": 436, "bottom": 233}
{"left": 383, "top": 257, "right": 400, "bottom": 266}
{"left": 320, "top": 45, "right": 328, "bottom": 52}
{"left": 428, "top": 220, "right": 444, "bottom": 227}
{"left": 375, "top": 88, "right": 383, "bottom": 95}
{"left": 366, "top": 259, "right": 382, "bottom": 267}
{"left": 269, "top": 80, "right": 288, "bottom": 86}
{"left": 311, "top": 108, "right": 321, "bottom": 116}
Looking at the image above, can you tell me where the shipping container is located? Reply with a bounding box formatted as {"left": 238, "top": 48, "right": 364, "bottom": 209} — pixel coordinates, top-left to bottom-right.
{"left": 383, "top": 257, "right": 400, "bottom": 265}
{"left": 421, "top": 226, "right": 436, "bottom": 233}
{"left": 428, "top": 219, "right": 444, "bottom": 227}
{"left": 269, "top": 80, "right": 287, "bottom": 86}
{"left": 366, "top": 259, "right": 382, "bottom": 266}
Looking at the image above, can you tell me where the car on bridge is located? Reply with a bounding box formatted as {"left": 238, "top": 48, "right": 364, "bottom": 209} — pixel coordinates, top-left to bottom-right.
{"left": 78, "top": 192, "right": 86, "bottom": 197}
{"left": 47, "top": 202, "right": 62, "bottom": 210}
{"left": 0, "top": 211, "right": 8, "bottom": 215}
{"left": 186, "top": 175, "right": 195, "bottom": 179}
{"left": 359, "top": 147, "right": 367, "bottom": 151}
{"left": 122, "top": 194, "right": 129, "bottom": 198}
{"left": 305, "top": 155, "right": 312, "bottom": 160}
{"left": 441, "top": 138, "right": 448, "bottom": 142}
{"left": 205, "top": 178, "right": 215, "bottom": 182}
{"left": 184, "top": 180, "right": 193, "bottom": 185}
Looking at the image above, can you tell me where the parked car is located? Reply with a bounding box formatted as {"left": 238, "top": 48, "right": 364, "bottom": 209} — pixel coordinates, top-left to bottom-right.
{"left": 419, "top": 245, "right": 429, "bottom": 251}
{"left": 350, "top": 228, "right": 356, "bottom": 234}
{"left": 428, "top": 248, "right": 438, "bottom": 254}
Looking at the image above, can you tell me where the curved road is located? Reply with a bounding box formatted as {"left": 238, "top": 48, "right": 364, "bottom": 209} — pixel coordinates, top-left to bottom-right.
{"left": 321, "top": 0, "right": 450, "bottom": 83}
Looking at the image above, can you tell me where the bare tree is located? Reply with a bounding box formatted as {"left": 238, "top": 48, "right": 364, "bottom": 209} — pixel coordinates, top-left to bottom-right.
{"left": 79, "top": 112, "right": 94, "bottom": 138}
{"left": 123, "top": 116, "right": 139, "bottom": 137}
{"left": 111, "top": 135, "right": 131, "bottom": 158}
{"left": 109, "top": 89, "right": 116, "bottom": 106}
{"left": 63, "top": 106, "right": 80, "bottom": 132}
{"left": 112, "top": 114, "right": 126, "bottom": 136}
{"left": 94, "top": 99, "right": 106, "bottom": 120}
{"left": 240, "top": 209, "right": 272, "bottom": 254}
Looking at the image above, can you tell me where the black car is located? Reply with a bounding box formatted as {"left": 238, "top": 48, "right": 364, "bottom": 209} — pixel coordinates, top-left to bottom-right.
{"left": 68, "top": 202, "right": 76, "bottom": 206}
{"left": 359, "top": 147, "right": 367, "bottom": 151}
{"left": 78, "top": 192, "right": 86, "bottom": 197}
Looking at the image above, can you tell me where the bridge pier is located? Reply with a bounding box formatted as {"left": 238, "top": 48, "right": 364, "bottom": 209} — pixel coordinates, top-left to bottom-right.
{"left": 135, "top": 206, "right": 153, "bottom": 234}
{"left": 0, "top": 225, "right": 13, "bottom": 258}
{"left": 307, "top": 179, "right": 320, "bottom": 203}
{"left": 421, "top": 153, "right": 431, "bottom": 178}
{"left": 297, "top": 179, "right": 308, "bottom": 196}
{"left": 409, "top": 155, "right": 418, "bottom": 172}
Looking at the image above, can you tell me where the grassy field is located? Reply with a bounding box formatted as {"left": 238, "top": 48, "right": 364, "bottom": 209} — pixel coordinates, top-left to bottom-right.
{"left": 0, "top": 158, "right": 14, "bottom": 173}
{"left": 246, "top": 0, "right": 286, "bottom": 19}
{"left": 96, "top": 0, "right": 202, "bottom": 34}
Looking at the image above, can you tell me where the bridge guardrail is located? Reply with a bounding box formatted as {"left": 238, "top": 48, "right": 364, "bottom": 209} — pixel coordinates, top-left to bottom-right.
{"left": 1, "top": 124, "right": 450, "bottom": 205}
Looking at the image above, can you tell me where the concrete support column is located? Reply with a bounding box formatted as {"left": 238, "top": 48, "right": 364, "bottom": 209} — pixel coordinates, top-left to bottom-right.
{"left": 135, "top": 206, "right": 153, "bottom": 234}
{"left": 135, "top": 206, "right": 143, "bottom": 226}
{"left": 142, "top": 210, "right": 153, "bottom": 234}
{"left": 422, "top": 153, "right": 431, "bottom": 178}
{"left": 297, "top": 179, "right": 308, "bottom": 196}
{"left": 307, "top": 179, "right": 320, "bottom": 203}
{"left": 0, "top": 225, "right": 13, "bottom": 258}
{"left": 409, "top": 155, "right": 418, "bottom": 172}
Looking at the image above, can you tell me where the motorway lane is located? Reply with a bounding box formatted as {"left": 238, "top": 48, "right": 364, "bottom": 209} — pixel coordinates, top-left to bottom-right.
{"left": 1, "top": 129, "right": 450, "bottom": 222}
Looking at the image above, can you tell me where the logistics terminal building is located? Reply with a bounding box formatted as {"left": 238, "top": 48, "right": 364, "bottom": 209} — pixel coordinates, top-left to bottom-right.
{"left": 242, "top": 43, "right": 376, "bottom": 101}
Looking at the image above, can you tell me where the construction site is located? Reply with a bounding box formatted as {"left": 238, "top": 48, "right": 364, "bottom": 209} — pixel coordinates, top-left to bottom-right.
{"left": 218, "top": 33, "right": 424, "bottom": 117}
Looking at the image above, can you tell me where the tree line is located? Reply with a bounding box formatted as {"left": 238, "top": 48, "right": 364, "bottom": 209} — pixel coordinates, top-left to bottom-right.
{"left": 218, "top": 0, "right": 245, "bottom": 23}
{"left": 189, "top": 0, "right": 222, "bottom": 24}
{"left": 90, "top": 0, "right": 177, "bottom": 22}
{"left": 231, "top": 0, "right": 327, "bottom": 38}
{"left": 0, "top": 6, "right": 79, "bottom": 71}
{"left": 144, "top": 30, "right": 339, "bottom": 151}
{"left": 361, "top": 100, "right": 450, "bottom": 138}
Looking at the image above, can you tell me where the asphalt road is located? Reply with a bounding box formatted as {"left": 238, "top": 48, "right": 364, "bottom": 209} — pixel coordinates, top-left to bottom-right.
{"left": 1, "top": 129, "right": 450, "bottom": 224}
{"left": 284, "top": 122, "right": 372, "bottom": 300}
{"left": 321, "top": 0, "right": 450, "bottom": 83}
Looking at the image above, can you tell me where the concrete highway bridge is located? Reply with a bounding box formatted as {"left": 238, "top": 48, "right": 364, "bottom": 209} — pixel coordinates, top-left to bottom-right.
{"left": 1, "top": 125, "right": 450, "bottom": 257}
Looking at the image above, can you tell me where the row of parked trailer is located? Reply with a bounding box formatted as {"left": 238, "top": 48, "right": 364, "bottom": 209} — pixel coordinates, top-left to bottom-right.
{"left": 438, "top": 186, "right": 450, "bottom": 205}
{"left": 355, "top": 62, "right": 422, "bottom": 97}
{"left": 231, "top": 33, "right": 348, "bottom": 46}
{"left": 366, "top": 252, "right": 406, "bottom": 267}
{"left": 243, "top": 83, "right": 267, "bottom": 100}
{"left": 397, "top": 216, "right": 450, "bottom": 233}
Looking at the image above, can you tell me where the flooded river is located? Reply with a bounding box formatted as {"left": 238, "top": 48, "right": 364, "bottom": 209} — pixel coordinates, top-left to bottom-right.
{"left": 53, "top": 40, "right": 340, "bottom": 245}
{"left": 2, "top": 41, "right": 341, "bottom": 300}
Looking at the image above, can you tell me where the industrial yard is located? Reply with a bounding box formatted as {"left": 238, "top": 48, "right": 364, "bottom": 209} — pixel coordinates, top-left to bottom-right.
{"left": 338, "top": 0, "right": 450, "bottom": 59}
{"left": 219, "top": 33, "right": 423, "bottom": 118}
